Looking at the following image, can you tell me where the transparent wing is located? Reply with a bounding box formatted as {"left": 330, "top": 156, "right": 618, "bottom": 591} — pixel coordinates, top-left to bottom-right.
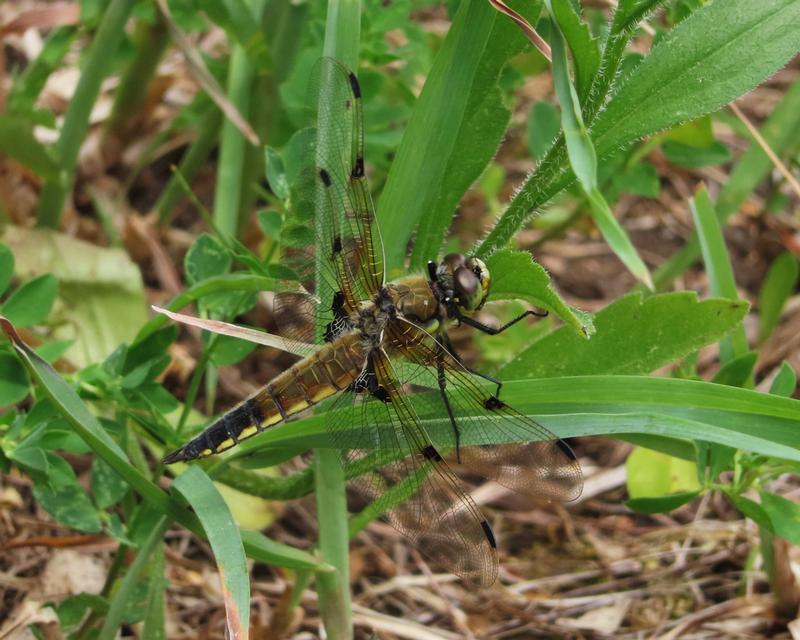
{"left": 274, "top": 58, "right": 384, "bottom": 347}
{"left": 323, "top": 349, "right": 498, "bottom": 587}
{"left": 384, "top": 318, "right": 583, "bottom": 503}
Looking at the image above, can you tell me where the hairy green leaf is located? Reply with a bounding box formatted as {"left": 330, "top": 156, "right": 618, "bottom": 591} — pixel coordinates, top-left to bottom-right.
{"left": 501, "top": 292, "right": 747, "bottom": 379}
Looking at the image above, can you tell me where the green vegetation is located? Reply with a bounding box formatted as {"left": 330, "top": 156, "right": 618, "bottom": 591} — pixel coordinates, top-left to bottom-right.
{"left": 1, "top": 0, "right": 799, "bottom": 638}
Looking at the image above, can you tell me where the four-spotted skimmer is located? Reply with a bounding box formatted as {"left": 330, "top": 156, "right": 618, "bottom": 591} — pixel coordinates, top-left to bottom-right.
{"left": 164, "top": 58, "right": 582, "bottom": 586}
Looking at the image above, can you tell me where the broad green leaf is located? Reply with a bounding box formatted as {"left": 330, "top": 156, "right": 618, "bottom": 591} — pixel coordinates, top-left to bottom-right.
{"left": 173, "top": 467, "right": 250, "bottom": 638}
{"left": 0, "top": 352, "right": 30, "bottom": 406}
{"left": 210, "top": 334, "right": 259, "bottom": 367}
{"left": 607, "top": 162, "right": 659, "bottom": 200}
{"left": 0, "top": 243, "right": 13, "bottom": 297}
{"left": 91, "top": 457, "right": 129, "bottom": 509}
{"left": 662, "top": 140, "right": 730, "bottom": 168}
{"left": 485, "top": 250, "right": 593, "bottom": 337}
{"left": 550, "top": 0, "right": 600, "bottom": 104}
{"left": 264, "top": 147, "right": 290, "bottom": 201}
{"left": 33, "top": 452, "right": 102, "bottom": 533}
{"left": 1, "top": 274, "right": 58, "bottom": 328}
{"left": 0, "top": 115, "right": 60, "bottom": 180}
{"left": 690, "top": 185, "right": 748, "bottom": 364}
{"left": 501, "top": 292, "right": 748, "bottom": 379}
{"left": 769, "top": 362, "right": 797, "bottom": 398}
{"left": 626, "top": 446, "right": 700, "bottom": 498}
{"left": 2, "top": 226, "right": 147, "bottom": 367}
{"left": 592, "top": 0, "right": 800, "bottom": 157}
{"left": 759, "top": 491, "right": 800, "bottom": 545}
{"left": 661, "top": 116, "right": 715, "bottom": 148}
{"left": 758, "top": 252, "right": 799, "bottom": 343}
{"left": 379, "top": 0, "right": 543, "bottom": 271}
{"left": 546, "top": 9, "right": 652, "bottom": 288}
{"left": 626, "top": 491, "right": 700, "bottom": 514}
{"left": 185, "top": 233, "right": 232, "bottom": 284}
{"left": 256, "top": 210, "right": 282, "bottom": 240}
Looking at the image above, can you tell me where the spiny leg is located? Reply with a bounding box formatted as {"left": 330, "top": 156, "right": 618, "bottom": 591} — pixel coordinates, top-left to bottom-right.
{"left": 435, "top": 342, "right": 462, "bottom": 463}
{"left": 441, "top": 333, "right": 504, "bottom": 400}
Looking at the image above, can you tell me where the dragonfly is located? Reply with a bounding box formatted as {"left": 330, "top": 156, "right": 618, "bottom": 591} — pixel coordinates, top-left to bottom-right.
{"left": 163, "top": 58, "right": 583, "bottom": 587}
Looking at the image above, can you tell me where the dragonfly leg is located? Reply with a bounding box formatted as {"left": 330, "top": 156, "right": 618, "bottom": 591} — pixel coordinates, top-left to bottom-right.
{"left": 455, "top": 308, "right": 547, "bottom": 335}
{"left": 441, "top": 333, "right": 504, "bottom": 399}
{"left": 435, "top": 342, "right": 462, "bottom": 463}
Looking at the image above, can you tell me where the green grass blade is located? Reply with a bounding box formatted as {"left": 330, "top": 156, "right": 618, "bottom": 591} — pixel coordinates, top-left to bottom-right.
{"left": 36, "top": 0, "right": 136, "bottom": 228}
{"left": 316, "top": 3, "right": 360, "bottom": 638}
{"left": 546, "top": 7, "right": 651, "bottom": 288}
{"left": 689, "top": 185, "right": 748, "bottom": 363}
{"left": 97, "top": 516, "right": 170, "bottom": 640}
{"left": 379, "top": 0, "right": 541, "bottom": 271}
{"left": 172, "top": 467, "right": 250, "bottom": 639}
{"left": 758, "top": 252, "right": 799, "bottom": 343}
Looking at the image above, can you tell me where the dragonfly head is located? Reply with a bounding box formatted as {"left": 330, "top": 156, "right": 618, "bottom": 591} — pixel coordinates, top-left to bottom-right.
{"left": 441, "top": 253, "right": 490, "bottom": 313}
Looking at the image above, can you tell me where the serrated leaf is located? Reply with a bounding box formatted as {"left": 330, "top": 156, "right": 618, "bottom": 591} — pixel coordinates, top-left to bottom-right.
{"left": 501, "top": 291, "right": 747, "bottom": 379}
{"left": 485, "top": 250, "right": 593, "bottom": 337}
{"left": 1, "top": 273, "right": 58, "bottom": 327}
{"left": 592, "top": 0, "right": 800, "bottom": 157}
{"left": 759, "top": 252, "right": 799, "bottom": 343}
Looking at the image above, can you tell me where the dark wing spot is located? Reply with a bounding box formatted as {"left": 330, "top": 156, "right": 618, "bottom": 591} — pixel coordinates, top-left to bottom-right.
{"left": 556, "top": 439, "right": 578, "bottom": 461}
{"left": 332, "top": 235, "right": 342, "bottom": 254}
{"left": 331, "top": 290, "right": 345, "bottom": 314}
{"left": 373, "top": 386, "right": 391, "bottom": 403}
{"left": 484, "top": 395, "right": 505, "bottom": 411}
{"left": 348, "top": 72, "right": 362, "bottom": 98}
{"left": 421, "top": 445, "right": 443, "bottom": 462}
{"left": 351, "top": 156, "right": 365, "bottom": 178}
{"left": 481, "top": 520, "right": 497, "bottom": 549}
{"left": 319, "top": 168, "right": 332, "bottom": 186}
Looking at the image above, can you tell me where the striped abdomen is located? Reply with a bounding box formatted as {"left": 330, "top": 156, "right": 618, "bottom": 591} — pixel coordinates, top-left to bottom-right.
{"left": 163, "top": 333, "right": 367, "bottom": 463}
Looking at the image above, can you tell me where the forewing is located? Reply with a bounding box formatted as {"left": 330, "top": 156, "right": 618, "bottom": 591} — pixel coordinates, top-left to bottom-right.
{"left": 384, "top": 319, "right": 583, "bottom": 503}
{"left": 323, "top": 349, "right": 498, "bottom": 587}
{"left": 280, "top": 59, "right": 384, "bottom": 323}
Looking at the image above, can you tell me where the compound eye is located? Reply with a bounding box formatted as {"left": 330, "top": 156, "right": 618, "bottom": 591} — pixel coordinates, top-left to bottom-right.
{"left": 442, "top": 253, "right": 466, "bottom": 273}
{"left": 453, "top": 266, "right": 480, "bottom": 309}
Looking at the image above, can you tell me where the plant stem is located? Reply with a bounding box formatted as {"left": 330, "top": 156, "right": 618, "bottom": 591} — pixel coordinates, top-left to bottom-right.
{"left": 106, "top": 15, "right": 169, "bottom": 140}
{"left": 155, "top": 104, "right": 223, "bottom": 225}
{"left": 36, "top": 0, "right": 135, "bottom": 228}
{"left": 314, "top": 2, "right": 360, "bottom": 638}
